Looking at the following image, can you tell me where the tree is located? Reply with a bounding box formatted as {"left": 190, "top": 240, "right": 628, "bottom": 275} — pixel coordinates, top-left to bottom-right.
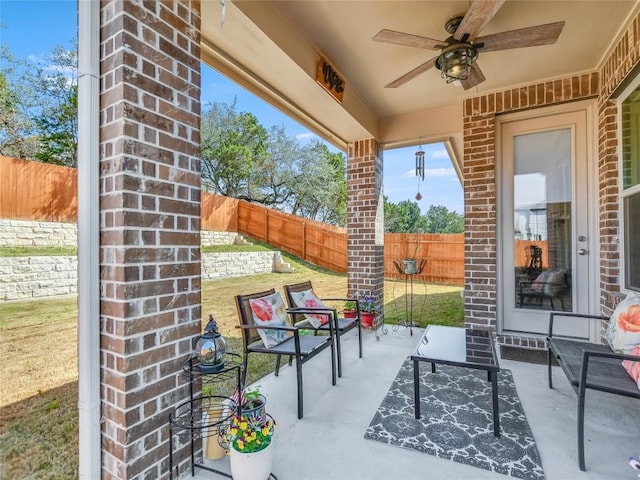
{"left": 0, "top": 49, "right": 38, "bottom": 159}
{"left": 289, "top": 140, "right": 346, "bottom": 225}
{"left": 33, "top": 46, "right": 78, "bottom": 166}
{"left": 424, "top": 205, "right": 464, "bottom": 233}
{"left": 201, "top": 99, "right": 347, "bottom": 225}
{"left": 201, "top": 99, "right": 269, "bottom": 200}
{"left": 0, "top": 43, "right": 78, "bottom": 166}
{"left": 384, "top": 198, "right": 426, "bottom": 233}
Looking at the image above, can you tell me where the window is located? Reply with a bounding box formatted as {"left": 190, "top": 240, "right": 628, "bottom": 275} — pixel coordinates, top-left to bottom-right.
{"left": 620, "top": 80, "right": 640, "bottom": 292}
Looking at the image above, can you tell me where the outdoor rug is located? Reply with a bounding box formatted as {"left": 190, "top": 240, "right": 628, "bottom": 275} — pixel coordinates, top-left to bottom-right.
{"left": 364, "top": 358, "right": 544, "bottom": 480}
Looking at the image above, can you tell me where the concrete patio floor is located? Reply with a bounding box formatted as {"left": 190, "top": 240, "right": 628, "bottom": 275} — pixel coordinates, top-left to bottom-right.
{"left": 192, "top": 327, "right": 639, "bottom": 480}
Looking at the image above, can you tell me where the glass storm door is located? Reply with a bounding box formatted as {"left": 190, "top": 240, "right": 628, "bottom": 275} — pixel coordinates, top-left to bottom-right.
{"left": 499, "top": 107, "right": 595, "bottom": 338}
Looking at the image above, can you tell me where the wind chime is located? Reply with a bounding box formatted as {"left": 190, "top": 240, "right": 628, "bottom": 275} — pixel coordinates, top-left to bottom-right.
{"left": 414, "top": 143, "right": 425, "bottom": 201}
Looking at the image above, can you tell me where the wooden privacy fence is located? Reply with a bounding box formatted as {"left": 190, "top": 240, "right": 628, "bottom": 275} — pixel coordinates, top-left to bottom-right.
{"left": 0, "top": 156, "right": 77, "bottom": 222}
{"left": 237, "top": 201, "right": 348, "bottom": 273}
{"left": 1, "top": 157, "right": 464, "bottom": 285}
{"left": 385, "top": 233, "right": 464, "bottom": 285}
{"left": 203, "top": 197, "right": 464, "bottom": 285}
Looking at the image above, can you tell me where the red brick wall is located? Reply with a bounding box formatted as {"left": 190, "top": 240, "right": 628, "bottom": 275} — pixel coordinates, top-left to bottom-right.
{"left": 597, "top": 11, "right": 640, "bottom": 317}
{"left": 99, "top": 2, "right": 201, "bottom": 478}
{"left": 462, "top": 9, "right": 640, "bottom": 348}
{"left": 347, "top": 139, "right": 384, "bottom": 317}
{"left": 462, "top": 72, "right": 599, "bottom": 349}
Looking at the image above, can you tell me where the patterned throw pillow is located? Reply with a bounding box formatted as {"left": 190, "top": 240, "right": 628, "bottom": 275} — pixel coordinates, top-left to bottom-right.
{"left": 290, "top": 289, "right": 331, "bottom": 328}
{"left": 543, "top": 270, "right": 566, "bottom": 296}
{"left": 531, "top": 271, "right": 551, "bottom": 292}
{"left": 622, "top": 346, "right": 640, "bottom": 391}
{"left": 249, "top": 292, "right": 291, "bottom": 348}
{"left": 604, "top": 293, "right": 640, "bottom": 354}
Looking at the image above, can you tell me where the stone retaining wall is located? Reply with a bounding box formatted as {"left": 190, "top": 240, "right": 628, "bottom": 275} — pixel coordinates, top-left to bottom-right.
{"left": 201, "top": 251, "right": 290, "bottom": 280}
{"left": 0, "top": 220, "right": 78, "bottom": 247}
{"left": 0, "top": 256, "right": 78, "bottom": 300}
{"left": 200, "top": 230, "right": 239, "bottom": 246}
{"left": 0, "top": 219, "right": 241, "bottom": 247}
{"left": 1, "top": 251, "right": 290, "bottom": 301}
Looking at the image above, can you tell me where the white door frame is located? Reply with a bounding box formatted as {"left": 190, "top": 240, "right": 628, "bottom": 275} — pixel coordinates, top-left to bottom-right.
{"left": 496, "top": 100, "right": 600, "bottom": 340}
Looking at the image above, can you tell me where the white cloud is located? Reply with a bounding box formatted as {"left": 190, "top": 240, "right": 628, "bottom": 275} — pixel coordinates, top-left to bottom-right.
{"left": 295, "top": 132, "right": 317, "bottom": 141}
{"left": 402, "top": 167, "right": 455, "bottom": 178}
{"left": 425, "top": 167, "right": 455, "bottom": 177}
{"left": 431, "top": 148, "right": 449, "bottom": 159}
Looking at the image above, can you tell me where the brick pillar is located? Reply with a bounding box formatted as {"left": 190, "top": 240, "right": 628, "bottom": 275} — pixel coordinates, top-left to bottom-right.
{"left": 347, "top": 139, "right": 384, "bottom": 313}
{"left": 597, "top": 99, "right": 621, "bottom": 318}
{"left": 99, "top": 2, "right": 201, "bottom": 479}
{"left": 462, "top": 110, "right": 498, "bottom": 331}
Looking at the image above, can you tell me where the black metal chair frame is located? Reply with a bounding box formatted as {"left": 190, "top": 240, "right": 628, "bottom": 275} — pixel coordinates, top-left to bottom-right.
{"left": 546, "top": 312, "right": 640, "bottom": 471}
{"left": 283, "top": 281, "right": 362, "bottom": 378}
{"left": 235, "top": 288, "right": 337, "bottom": 419}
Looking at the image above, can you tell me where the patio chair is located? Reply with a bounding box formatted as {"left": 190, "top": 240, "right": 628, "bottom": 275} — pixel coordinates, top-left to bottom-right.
{"left": 283, "top": 281, "right": 362, "bottom": 378}
{"left": 235, "top": 288, "right": 336, "bottom": 419}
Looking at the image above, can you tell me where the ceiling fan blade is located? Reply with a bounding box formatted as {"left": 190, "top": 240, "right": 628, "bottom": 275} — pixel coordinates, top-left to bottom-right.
{"left": 385, "top": 57, "right": 437, "bottom": 88}
{"left": 460, "top": 63, "right": 486, "bottom": 90}
{"left": 373, "top": 29, "right": 446, "bottom": 50}
{"left": 454, "top": 0, "right": 505, "bottom": 41}
{"left": 475, "top": 21, "right": 565, "bottom": 53}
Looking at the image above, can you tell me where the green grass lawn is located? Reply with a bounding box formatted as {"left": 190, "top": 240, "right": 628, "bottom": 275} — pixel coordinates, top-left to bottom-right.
{"left": 0, "top": 246, "right": 78, "bottom": 257}
{"left": 0, "top": 251, "right": 462, "bottom": 479}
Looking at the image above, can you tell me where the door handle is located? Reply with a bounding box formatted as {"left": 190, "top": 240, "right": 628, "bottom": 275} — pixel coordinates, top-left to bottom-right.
{"left": 578, "top": 248, "right": 588, "bottom": 255}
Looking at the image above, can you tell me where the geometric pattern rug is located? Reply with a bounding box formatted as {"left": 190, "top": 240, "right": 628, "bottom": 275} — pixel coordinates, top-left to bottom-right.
{"left": 364, "top": 358, "right": 545, "bottom": 480}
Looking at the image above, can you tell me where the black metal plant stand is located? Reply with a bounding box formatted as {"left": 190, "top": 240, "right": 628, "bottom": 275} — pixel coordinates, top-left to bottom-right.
{"left": 169, "top": 353, "right": 242, "bottom": 479}
{"left": 388, "top": 258, "right": 427, "bottom": 336}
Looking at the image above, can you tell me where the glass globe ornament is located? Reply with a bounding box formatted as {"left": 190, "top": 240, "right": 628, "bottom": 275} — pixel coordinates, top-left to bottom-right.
{"left": 196, "top": 315, "right": 227, "bottom": 373}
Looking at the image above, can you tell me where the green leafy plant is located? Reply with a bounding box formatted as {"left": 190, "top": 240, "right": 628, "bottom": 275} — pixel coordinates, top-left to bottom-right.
{"left": 231, "top": 385, "right": 264, "bottom": 410}
{"left": 222, "top": 412, "right": 275, "bottom": 453}
{"left": 344, "top": 299, "right": 357, "bottom": 310}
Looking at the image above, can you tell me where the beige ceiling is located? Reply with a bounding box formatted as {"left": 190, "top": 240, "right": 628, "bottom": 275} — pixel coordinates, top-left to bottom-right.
{"left": 200, "top": 0, "right": 639, "bottom": 170}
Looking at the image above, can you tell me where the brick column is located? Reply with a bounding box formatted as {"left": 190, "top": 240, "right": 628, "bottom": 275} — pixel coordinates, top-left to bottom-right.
{"left": 347, "top": 139, "right": 384, "bottom": 314}
{"left": 462, "top": 111, "right": 498, "bottom": 331}
{"left": 100, "top": 2, "right": 201, "bottom": 479}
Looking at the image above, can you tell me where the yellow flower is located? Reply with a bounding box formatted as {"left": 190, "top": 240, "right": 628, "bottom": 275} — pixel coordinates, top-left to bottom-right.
{"left": 230, "top": 427, "right": 238, "bottom": 436}
{"left": 261, "top": 427, "right": 270, "bottom": 436}
{"left": 237, "top": 439, "right": 245, "bottom": 450}
{"left": 239, "top": 420, "right": 248, "bottom": 431}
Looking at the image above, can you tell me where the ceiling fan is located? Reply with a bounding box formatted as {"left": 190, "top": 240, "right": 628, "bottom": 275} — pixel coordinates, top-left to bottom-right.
{"left": 373, "top": 0, "right": 564, "bottom": 90}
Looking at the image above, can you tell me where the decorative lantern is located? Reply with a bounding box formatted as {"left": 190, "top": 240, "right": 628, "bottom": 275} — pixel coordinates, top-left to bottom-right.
{"left": 196, "top": 315, "right": 227, "bottom": 373}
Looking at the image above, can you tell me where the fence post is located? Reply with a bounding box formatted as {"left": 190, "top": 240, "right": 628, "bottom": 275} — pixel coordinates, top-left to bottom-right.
{"left": 302, "top": 222, "right": 307, "bottom": 261}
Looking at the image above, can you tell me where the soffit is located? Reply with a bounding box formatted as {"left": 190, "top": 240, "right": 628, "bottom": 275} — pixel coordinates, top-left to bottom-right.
{"left": 201, "top": 1, "right": 639, "bottom": 160}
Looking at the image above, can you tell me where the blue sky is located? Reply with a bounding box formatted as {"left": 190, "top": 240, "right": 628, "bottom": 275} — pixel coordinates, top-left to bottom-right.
{"left": 1, "top": 0, "right": 463, "bottom": 214}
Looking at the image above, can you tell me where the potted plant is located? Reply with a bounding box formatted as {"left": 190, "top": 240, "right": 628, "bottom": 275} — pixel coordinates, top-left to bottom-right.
{"left": 360, "top": 294, "right": 379, "bottom": 328}
{"left": 230, "top": 385, "right": 266, "bottom": 418}
{"left": 221, "top": 399, "right": 276, "bottom": 480}
{"left": 343, "top": 299, "right": 358, "bottom": 318}
{"left": 403, "top": 242, "right": 420, "bottom": 274}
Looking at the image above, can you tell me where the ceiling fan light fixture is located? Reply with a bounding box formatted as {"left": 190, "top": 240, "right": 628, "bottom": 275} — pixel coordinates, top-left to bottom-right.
{"left": 435, "top": 43, "right": 478, "bottom": 83}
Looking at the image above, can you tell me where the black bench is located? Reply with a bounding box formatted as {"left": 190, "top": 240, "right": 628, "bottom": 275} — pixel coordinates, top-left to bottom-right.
{"left": 546, "top": 312, "right": 640, "bottom": 471}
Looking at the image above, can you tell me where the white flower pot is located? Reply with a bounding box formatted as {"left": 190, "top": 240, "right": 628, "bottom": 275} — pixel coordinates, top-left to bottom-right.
{"left": 229, "top": 439, "right": 274, "bottom": 480}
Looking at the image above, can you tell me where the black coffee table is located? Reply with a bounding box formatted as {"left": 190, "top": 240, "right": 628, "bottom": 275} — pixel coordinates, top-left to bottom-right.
{"left": 410, "top": 325, "right": 501, "bottom": 437}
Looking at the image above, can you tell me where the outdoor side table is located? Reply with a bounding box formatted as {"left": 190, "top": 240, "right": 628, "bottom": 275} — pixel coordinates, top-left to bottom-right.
{"left": 168, "top": 353, "right": 242, "bottom": 479}
{"left": 410, "top": 325, "right": 501, "bottom": 437}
